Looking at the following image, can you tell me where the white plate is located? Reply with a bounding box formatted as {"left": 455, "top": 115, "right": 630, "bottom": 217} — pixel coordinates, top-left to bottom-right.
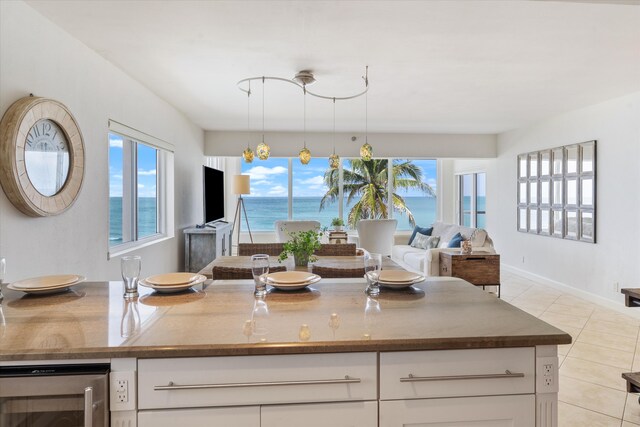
{"left": 139, "top": 274, "right": 207, "bottom": 293}
{"left": 265, "top": 274, "right": 321, "bottom": 291}
{"left": 378, "top": 270, "right": 424, "bottom": 283}
{"left": 10, "top": 274, "right": 83, "bottom": 289}
{"left": 266, "top": 271, "right": 318, "bottom": 284}
{"left": 8, "top": 276, "right": 86, "bottom": 294}
{"left": 145, "top": 272, "right": 200, "bottom": 286}
{"left": 378, "top": 275, "right": 425, "bottom": 289}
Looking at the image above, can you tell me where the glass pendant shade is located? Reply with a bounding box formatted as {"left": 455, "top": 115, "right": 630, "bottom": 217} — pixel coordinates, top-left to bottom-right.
{"left": 299, "top": 146, "right": 311, "bottom": 164}
{"left": 329, "top": 153, "right": 340, "bottom": 169}
{"left": 360, "top": 141, "right": 373, "bottom": 161}
{"left": 256, "top": 142, "right": 270, "bottom": 160}
{"left": 242, "top": 146, "right": 254, "bottom": 163}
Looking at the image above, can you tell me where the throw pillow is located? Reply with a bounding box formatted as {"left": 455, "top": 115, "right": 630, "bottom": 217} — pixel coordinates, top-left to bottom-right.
{"left": 447, "top": 232, "right": 464, "bottom": 248}
{"left": 408, "top": 226, "right": 433, "bottom": 245}
{"left": 411, "top": 233, "right": 440, "bottom": 250}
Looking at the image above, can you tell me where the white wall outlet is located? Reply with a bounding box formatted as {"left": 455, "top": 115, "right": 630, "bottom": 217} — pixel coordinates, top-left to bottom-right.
{"left": 522, "top": 256, "right": 525, "bottom": 263}
{"left": 614, "top": 282, "right": 620, "bottom": 292}
{"left": 536, "top": 357, "right": 558, "bottom": 393}
{"left": 110, "top": 371, "right": 136, "bottom": 411}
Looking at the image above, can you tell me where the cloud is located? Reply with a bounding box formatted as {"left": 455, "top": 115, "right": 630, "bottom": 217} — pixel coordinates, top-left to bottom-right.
{"left": 244, "top": 165, "right": 287, "bottom": 181}
{"left": 109, "top": 135, "right": 123, "bottom": 148}
{"left": 138, "top": 184, "right": 145, "bottom": 188}
{"left": 299, "top": 175, "right": 324, "bottom": 185}
{"left": 267, "top": 185, "right": 287, "bottom": 196}
{"left": 138, "top": 169, "right": 156, "bottom": 176}
{"left": 252, "top": 179, "right": 272, "bottom": 186}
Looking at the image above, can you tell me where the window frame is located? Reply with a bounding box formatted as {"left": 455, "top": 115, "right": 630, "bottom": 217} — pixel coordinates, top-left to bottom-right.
{"left": 456, "top": 171, "right": 486, "bottom": 228}
{"left": 108, "top": 120, "right": 174, "bottom": 258}
{"left": 238, "top": 156, "right": 437, "bottom": 231}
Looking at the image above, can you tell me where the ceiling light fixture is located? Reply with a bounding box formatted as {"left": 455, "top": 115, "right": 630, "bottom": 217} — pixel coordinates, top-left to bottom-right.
{"left": 329, "top": 98, "right": 339, "bottom": 169}
{"left": 238, "top": 67, "right": 369, "bottom": 163}
{"left": 242, "top": 81, "right": 254, "bottom": 163}
{"left": 299, "top": 85, "right": 311, "bottom": 164}
{"left": 359, "top": 71, "right": 373, "bottom": 161}
{"left": 256, "top": 77, "right": 271, "bottom": 160}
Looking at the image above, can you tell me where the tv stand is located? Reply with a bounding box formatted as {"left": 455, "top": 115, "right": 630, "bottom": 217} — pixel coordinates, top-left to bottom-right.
{"left": 184, "top": 222, "right": 233, "bottom": 273}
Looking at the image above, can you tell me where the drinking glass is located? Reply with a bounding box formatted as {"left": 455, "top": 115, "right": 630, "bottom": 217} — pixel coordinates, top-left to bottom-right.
{"left": 120, "top": 298, "right": 141, "bottom": 338}
{"left": 364, "top": 253, "right": 382, "bottom": 296}
{"left": 121, "top": 255, "right": 141, "bottom": 299}
{"left": 251, "top": 254, "right": 269, "bottom": 297}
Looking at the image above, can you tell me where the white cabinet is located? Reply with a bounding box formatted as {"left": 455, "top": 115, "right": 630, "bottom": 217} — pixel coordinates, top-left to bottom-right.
{"left": 261, "top": 401, "right": 378, "bottom": 427}
{"left": 138, "top": 406, "right": 259, "bottom": 427}
{"left": 379, "top": 395, "right": 535, "bottom": 427}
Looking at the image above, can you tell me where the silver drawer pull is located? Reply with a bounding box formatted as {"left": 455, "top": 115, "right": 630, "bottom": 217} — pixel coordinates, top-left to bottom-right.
{"left": 154, "top": 375, "right": 361, "bottom": 391}
{"left": 400, "top": 370, "right": 525, "bottom": 382}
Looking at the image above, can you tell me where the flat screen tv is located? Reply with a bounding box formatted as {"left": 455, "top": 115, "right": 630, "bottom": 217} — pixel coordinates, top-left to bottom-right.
{"left": 203, "top": 166, "right": 225, "bottom": 224}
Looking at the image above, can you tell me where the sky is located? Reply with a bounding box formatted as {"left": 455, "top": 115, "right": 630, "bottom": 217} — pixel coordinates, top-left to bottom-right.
{"left": 241, "top": 158, "right": 438, "bottom": 198}
{"left": 109, "top": 133, "right": 157, "bottom": 198}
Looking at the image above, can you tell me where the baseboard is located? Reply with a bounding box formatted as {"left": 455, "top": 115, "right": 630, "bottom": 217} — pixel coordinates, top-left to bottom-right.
{"left": 501, "top": 264, "right": 640, "bottom": 320}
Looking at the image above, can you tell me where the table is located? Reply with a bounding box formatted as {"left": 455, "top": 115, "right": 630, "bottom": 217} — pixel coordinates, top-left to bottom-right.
{"left": 200, "top": 255, "right": 402, "bottom": 280}
{"left": 439, "top": 251, "right": 501, "bottom": 297}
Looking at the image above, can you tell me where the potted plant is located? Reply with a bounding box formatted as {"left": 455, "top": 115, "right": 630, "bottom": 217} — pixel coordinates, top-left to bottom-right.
{"left": 278, "top": 229, "right": 323, "bottom": 267}
{"left": 331, "top": 217, "right": 344, "bottom": 231}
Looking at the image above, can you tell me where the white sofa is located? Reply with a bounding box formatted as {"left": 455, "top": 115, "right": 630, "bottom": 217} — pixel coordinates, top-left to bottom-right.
{"left": 274, "top": 220, "right": 321, "bottom": 242}
{"left": 391, "top": 221, "right": 495, "bottom": 276}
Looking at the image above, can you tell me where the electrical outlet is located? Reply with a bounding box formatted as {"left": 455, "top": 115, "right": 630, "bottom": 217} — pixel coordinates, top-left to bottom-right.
{"left": 536, "top": 356, "right": 558, "bottom": 393}
{"left": 110, "top": 371, "right": 136, "bottom": 411}
{"left": 613, "top": 282, "right": 620, "bottom": 292}
{"left": 522, "top": 256, "right": 525, "bottom": 263}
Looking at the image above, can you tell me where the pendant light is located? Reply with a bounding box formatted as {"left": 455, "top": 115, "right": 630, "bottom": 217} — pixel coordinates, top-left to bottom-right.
{"left": 242, "top": 81, "right": 254, "bottom": 163}
{"left": 329, "top": 97, "right": 339, "bottom": 169}
{"left": 298, "top": 85, "right": 311, "bottom": 165}
{"left": 256, "top": 77, "right": 271, "bottom": 160}
{"left": 360, "top": 67, "right": 373, "bottom": 161}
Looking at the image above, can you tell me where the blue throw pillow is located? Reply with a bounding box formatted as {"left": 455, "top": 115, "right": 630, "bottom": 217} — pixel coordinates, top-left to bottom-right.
{"left": 448, "top": 232, "right": 464, "bottom": 248}
{"left": 408, "top": 226, "right": 433, "bottom": 245}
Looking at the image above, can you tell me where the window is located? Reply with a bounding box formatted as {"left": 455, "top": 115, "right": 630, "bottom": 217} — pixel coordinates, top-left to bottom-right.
{"left": 292, "top": 157, "right": 338, "bottom": 229}
{"left": 457, "top": 172, "right": 486, "bottom": 228}
{"left": 238, "top": 156, "right": 437, "bottom": 232}
{"left": 241, "top": 157, "right": 289, "bottom": 231}
{"left": 108, "top": 121, "right": 173, "bottom": 255}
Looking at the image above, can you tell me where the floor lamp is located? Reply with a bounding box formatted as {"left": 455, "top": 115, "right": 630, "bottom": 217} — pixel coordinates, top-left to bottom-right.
{"left": 232, "top": 174, "right": 253, "bottom": 246}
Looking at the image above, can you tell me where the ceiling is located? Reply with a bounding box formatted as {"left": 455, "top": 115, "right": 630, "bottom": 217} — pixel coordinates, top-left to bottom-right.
{"left": 25, "top": 0, "right": 640, "bottom": 134}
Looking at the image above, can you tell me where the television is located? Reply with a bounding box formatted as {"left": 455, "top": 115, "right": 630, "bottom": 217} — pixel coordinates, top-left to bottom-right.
{"left": 203, "top": 166, "right": 225, "bottom": 225}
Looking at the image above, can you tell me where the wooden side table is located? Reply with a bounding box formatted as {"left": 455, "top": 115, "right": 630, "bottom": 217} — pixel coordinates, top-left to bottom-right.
{"left": 439, "top": 251, "right": 501, "bottom": 297}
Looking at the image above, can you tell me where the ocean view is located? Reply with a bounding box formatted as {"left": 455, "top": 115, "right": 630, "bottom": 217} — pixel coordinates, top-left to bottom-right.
{"left": 109, "top": 197, "right": 157, "bottom": 245}
{"left": 243, "top": 196, "right": 438, "bottom": 231}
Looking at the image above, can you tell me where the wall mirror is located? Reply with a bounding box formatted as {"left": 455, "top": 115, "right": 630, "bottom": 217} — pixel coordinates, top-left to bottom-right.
{"left": 517, "top": 140, "right": 596, "bottom": 243}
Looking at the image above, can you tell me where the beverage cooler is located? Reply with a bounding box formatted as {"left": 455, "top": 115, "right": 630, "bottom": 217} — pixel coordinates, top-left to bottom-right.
{"left": 0, "top": 364, "right": 109, "bottom": 427}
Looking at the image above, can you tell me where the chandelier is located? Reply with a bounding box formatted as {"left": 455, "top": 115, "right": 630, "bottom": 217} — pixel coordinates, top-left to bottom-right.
{"left": 238, "top": 67, "right": 370, "bottom": 165}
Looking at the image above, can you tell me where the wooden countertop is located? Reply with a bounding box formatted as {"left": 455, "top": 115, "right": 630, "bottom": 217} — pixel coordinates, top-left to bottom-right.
{"left": 0, "top": 278, "right": 571, "bottom": 361}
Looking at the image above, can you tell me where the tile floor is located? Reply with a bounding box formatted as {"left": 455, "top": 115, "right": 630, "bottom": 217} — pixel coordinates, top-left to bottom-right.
{"left": 499, "top": 270, "right": 640, "bottom": 426}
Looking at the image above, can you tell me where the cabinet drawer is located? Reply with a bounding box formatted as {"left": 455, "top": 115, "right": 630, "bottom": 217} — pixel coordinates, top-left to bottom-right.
{"left": 138, "top": 406, "right": 259, "bottom": 427}
{"left": 379, "top": 394, "right": 535, "bottom": 427}
{"left": 138, "top": 352, "right": 377, "bottom": 409}
{"left": 380, "top": 347, "right": 534, "bottom": 399}
{"left": 261, "top": 401, "right": 378, "bottom": 427}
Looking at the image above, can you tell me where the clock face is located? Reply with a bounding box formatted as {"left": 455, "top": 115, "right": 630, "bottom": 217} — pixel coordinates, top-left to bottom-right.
{"left": 25, "top": 119, "right": 70, "bottom": 196}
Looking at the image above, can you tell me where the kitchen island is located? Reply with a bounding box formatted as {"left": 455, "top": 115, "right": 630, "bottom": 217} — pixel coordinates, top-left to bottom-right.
{"left": 0, "top": 277, "right": 570, "bottom": 426}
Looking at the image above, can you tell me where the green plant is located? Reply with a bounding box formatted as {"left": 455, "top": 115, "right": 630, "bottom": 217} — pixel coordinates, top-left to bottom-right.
{"left": 320, "top": 159, "right": 435, "bottom": 228}
{"left": 331, "top": 217, "right": 344, "bottom": 227}
{"left": 278, "top": 229, "right": 323, "bottom": 266}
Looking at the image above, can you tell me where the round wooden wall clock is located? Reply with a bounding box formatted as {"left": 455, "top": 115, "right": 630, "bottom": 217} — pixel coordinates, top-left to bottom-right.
{"left": 0, "top": 96, "right": 85, "bottom": 217}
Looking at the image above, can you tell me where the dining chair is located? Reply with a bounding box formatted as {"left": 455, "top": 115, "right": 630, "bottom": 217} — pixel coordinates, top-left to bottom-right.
{"left": 356, "top": 219, "right": 398, "bottom": 257}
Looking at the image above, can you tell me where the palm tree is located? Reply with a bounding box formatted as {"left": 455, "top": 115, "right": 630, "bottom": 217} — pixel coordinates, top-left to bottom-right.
{"left": 320, "top": 159, "right": 435, "bottom": 228}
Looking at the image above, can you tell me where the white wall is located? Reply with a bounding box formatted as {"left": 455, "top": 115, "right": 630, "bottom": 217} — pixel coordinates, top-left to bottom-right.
{"left": 0, "top": 2, "right": 204, "bottom": 282}
{"left": 494, "top": 92, "right": 640, "bottom": 303}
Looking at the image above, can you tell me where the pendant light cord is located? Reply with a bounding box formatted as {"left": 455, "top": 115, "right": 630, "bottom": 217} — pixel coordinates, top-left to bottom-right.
{"left": 262, "top": 76, "right": 265, "bottom": 144}
{"left": 303, "top": 84, "right": 307, "bottom": 148}
{"left": 333, "top": 97, "right": 336, "bottom": 155}
{"left": 247, "top": 81, "right": 251, "bottom": 149}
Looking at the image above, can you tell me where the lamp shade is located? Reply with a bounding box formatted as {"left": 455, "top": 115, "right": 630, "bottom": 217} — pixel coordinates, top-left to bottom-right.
{"left": 233, "top": 174, "right": 251, "bottom": 195}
